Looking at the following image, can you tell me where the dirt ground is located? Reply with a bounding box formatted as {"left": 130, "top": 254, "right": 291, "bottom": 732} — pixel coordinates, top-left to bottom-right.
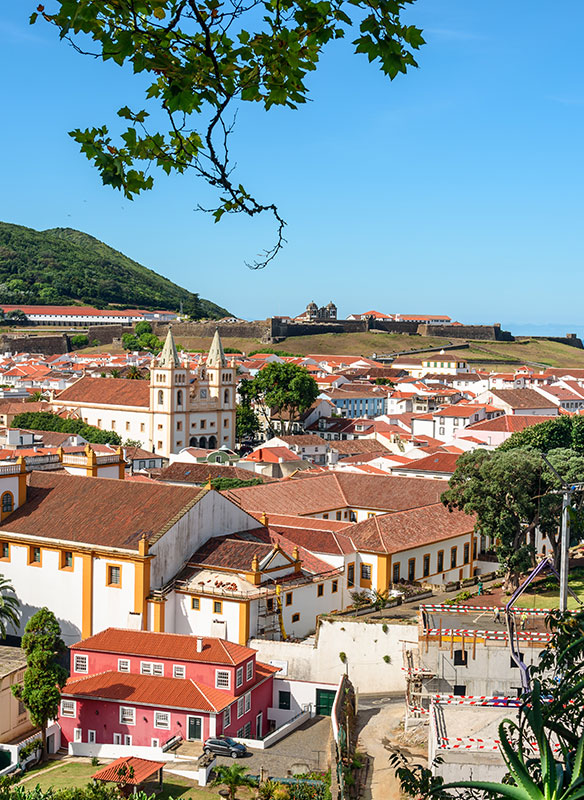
{"left": 356, "top": 699, "right": 427, "bottom": 800}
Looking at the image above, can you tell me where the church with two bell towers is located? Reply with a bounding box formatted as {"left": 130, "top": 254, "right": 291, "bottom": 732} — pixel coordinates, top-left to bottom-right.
{"left": 149, "top": 327, "right": 236, "bottom": 455}
{"left": 52, "top": 329, "right": 236, "bottom": 458}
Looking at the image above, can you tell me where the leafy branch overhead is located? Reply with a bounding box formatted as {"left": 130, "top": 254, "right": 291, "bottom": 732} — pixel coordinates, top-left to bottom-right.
{"left": 34, "top": 0, "right": 424, "bottom": 267}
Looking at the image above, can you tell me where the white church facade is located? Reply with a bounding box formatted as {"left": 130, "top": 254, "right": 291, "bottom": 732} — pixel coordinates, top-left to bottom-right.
{"left": 51, "top": 329, "right": 236, "bottom": 458}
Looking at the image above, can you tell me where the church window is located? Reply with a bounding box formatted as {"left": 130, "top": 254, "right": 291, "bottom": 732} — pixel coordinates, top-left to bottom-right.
{"left": 224, "top": 389, "right": 229, "bottom": 404}
{"left": 140, "top": 423, "right": 145, "bottom": 432}
{"left": 200, "top": 420, "right": 206, "bottom": 429}
{"left": 177, "top": 421, "right": 182, "bottom": 431}
{"left": 224, "top": 419, "right": 229, "bottom": 428}
{"left": 200, "top": 389, "right": 207, "bottom": 399}
{"left": 1, "top": 492, "right": 13, "bottom": 513}
{"left": 126, "top": 422, "right": 130, "bottom": 431}
{"left": 157, "top": 441, "right": 163, "bottom": 450}
{"left": 177, "top": 390, "right": 183, "bottom": 406}
{"left": 158, "top": 390, "right": 164, "bottom": 405}
{"left": 107, "top": 565, "right": 121, "bottom": 587}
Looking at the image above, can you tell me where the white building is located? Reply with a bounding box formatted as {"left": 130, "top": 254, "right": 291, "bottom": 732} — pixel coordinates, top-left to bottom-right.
{"left": 51, "top": 329, "right": 236, "bottom": 458}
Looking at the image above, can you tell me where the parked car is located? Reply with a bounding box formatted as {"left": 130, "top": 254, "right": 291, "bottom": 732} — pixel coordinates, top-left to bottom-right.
{"left": 203, "top": 737, "right": 248, "bottom": 758}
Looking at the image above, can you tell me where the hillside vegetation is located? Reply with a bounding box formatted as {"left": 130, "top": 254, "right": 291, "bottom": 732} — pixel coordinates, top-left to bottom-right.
{"left": 0, "top": 222, "right": 229, "bottom": 318}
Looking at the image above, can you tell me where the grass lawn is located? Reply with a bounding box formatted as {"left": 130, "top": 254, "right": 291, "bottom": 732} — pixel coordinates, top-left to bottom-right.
{"left": 20, "top": 761, "right": 218, "bottom": 800}
{"left": 519, "top": 571, "right": 584, "bottom": 610}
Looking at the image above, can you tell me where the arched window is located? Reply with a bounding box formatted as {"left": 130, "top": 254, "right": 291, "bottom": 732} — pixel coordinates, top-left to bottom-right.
{"left": 224, "top": 389, "right": 229, "bottom": 405}
{"left": 158, "top": 390, "right": 164, "bottom": 405}
{"left": 208, "top": 436, "right": 217, "bottom": 450}
{"left": 189, "top": 437, "right": 198, "bottom": 447}
{"left": 199, "top": 436, "right": 207, "bottom": 449}
{"left": 2, "top": 492, "right": 13, "bottom": 514}
{"left": 177, "top": 390, "right": 183, "bottom": 406}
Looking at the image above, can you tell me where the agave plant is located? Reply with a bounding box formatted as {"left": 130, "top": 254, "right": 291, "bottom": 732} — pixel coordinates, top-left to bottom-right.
{"left": 440, "top": 681, "right": 584, "bottom": 799}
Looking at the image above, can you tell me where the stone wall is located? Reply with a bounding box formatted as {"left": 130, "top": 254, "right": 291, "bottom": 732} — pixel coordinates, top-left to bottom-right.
{"left": 152, "top": 321, "right": 272, "bottom": 341}
{"left": 270, "top": 319, "right": 368, "bottom": 339}
{"left": 0, "top": 334, "right": 72, "bottom": 355}
{"left": 87, "top": 324, "right": 133, "bottom": 346}
{"left": 368, "top": 320, "right": 420, "bottom": 335}
{"left": 418, "top": 324, "right": 514, "bottom": 341}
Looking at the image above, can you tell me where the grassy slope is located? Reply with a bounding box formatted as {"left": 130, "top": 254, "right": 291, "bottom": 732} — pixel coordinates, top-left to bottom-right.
{"left": 20, "top": 761, "right": 216, "bottom": 799}
{"left": 75, "top": 331, "right": 584, "bottom": 368}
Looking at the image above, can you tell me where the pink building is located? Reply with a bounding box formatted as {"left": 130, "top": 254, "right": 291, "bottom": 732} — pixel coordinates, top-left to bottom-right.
{"left": 59, "top": 629, "right": 277, "bottom": 751}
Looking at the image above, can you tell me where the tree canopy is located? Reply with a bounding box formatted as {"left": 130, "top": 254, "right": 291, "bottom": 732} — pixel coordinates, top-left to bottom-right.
{"left": 500, "top": 414, "right": 584, "bottom": 455}
{"left": 11, "top": 411, "right": 122, "bottom": 445}
{"left": 243, "top": 363, "right": 319, "bottom": 434}
{"left": 13, "top": 608, "right": 68, "bottom": 761}
{"left": 37, "top": 0, "right": 424, "bottom": 267}
{"left": 442, "top": 447, "right": 584, "bottom": 590}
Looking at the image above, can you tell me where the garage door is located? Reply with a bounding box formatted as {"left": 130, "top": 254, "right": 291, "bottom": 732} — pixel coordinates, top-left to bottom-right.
{"left": 316, "top": 689, "right": 336, "bottom": 716}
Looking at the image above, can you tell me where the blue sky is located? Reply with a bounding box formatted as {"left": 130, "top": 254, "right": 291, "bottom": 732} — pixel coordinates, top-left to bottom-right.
{"left": 1, "top": 1, "right": 584, "bottom": 330}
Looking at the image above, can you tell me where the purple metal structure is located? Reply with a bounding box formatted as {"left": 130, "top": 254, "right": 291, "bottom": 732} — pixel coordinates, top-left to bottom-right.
{"left": 505, "top": 557, "right": 560, "bottom": 693}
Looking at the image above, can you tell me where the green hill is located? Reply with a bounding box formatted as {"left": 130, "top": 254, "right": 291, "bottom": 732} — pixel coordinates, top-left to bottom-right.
{"left": 0, "top": 222, "right": 229, "bottom": 318}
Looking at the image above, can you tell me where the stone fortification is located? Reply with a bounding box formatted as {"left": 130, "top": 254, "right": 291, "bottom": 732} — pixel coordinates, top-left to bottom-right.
{"left": 0, "top": 333, "right": 72, "bottom": 355}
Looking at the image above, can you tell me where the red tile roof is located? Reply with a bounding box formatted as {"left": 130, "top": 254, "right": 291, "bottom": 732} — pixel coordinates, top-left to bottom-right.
{"left": 92, "top": 757, "right": 165, "bottom": 785}
{"left": 396, "top": 452, "right": 460, "bottom": 474}
{"left": 243, "top": 447, "right": 301, "bottom": 463}
{"left": 78, "top": 628, "right": 257, "bottom": 665}
{"left": 55, "top": 376, "right": 150, "bottom": 408}
{"left": 0, "top": 472, "right": 204, "bottom": 550}
{"left": 347, "top": 503, "right": 475, "bottom": 554}
{"left": 155, "top": 462, "right": 272, "bottom": 484}
{"left": 63, "top": 670, "right": 235, "bottom": 712}
{"left": 465, "top": 415, "right": 557, "bottom": 433}
{"left": 488, "top": 388, "right": 557, "bottom": 410}
{"left": 226, "top": 472, "right": 445, "bottom": 515}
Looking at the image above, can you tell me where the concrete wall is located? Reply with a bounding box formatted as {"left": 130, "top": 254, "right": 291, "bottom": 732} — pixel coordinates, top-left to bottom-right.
{"left": 250, "top": 617, "right": 418, "bottom": 693}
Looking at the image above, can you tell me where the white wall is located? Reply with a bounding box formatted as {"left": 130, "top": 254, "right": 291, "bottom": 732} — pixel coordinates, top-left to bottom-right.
{"left": 172, "top": 593, "right": 241, "bottom": 642}
{"left": 149, "top": 492, "right": 261, "bottom": 588}
{"left": 92, "top": 557, "right": 135, "bottom": 636}
{"left": 0, "top": 542, "right": 84, "bottom": 643}
{"left": 269, "top": 677, "right": 336, "bottom": 726}
{"left": 251, "top": 617, "right": 419, "bottom": 693}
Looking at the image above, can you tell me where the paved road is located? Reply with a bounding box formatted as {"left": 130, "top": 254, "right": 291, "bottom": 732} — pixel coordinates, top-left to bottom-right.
{"left": 215, "top": 715, "right": 331, "bottom": 777}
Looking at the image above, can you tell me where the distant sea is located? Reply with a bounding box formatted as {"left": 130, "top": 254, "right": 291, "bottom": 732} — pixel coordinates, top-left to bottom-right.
{"left": 483, "top": 322, "right": 584, "bottom": 340}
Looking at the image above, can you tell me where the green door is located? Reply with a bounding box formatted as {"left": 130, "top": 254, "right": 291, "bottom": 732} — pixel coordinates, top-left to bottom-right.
{"left": 188, "top": 716, "right": 202, "bottom": 740}
{"left": 316, "top": 689, "right": 336, "bottom": 716}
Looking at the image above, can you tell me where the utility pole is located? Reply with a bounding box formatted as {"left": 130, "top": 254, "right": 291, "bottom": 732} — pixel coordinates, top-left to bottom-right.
{"left": 540, "top": 454, "right": 584, "bottom": 613}
{"left": 560, "top": 489, "right": 572, "bottom": 613}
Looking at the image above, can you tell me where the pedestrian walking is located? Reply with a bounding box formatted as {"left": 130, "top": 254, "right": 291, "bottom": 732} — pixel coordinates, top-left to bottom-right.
{"left": 493, "top": 607, "right": 502, "bottom": 624}
{"left": 477, "top": 579, "right": 483, "bottom": 596}
{"left": 520, "top": 612, "right": 527, "bottom": 630}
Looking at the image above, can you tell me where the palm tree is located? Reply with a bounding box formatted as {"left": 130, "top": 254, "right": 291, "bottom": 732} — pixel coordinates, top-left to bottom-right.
{"left": 212, "top": 764, "right": 255, "bottom": 800}
{"left": 0, "top": 576, "right": 19, "bottom": 638}
{"left": 109, "top": 368, "right": 121, "bottom": 379}
{"left": 126, "top": 365, "right": 144, "bottom": 380}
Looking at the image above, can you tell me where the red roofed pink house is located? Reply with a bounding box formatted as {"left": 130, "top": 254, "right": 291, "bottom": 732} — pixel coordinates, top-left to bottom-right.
{"left": 59, "top": 628, "right": 278, "bottom": 757}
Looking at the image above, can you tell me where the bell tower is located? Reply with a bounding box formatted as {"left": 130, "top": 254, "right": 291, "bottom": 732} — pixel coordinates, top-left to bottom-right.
{"left": 149, "top": 328, "right": 188, "bottom": 456}
{"left": 207, "top": 329, "right": 235, "bottom": 449}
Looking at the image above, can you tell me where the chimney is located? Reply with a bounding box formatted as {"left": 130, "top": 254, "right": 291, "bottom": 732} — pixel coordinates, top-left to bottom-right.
{"left": 196, "top": 636, "right": 203, "bottom": 653}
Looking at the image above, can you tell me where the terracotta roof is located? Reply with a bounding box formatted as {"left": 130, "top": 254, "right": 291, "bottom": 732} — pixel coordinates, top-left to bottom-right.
{"left": 253, "top": 513, "right": 352, "bottom": 532}
{"left": 155, "top": 462, "right": 271, "bottom": 485}
{"left": 396, "top": 452, "right": 460, "bottom": 474}
{"left": 77, "top": 628, "right": 256, "bottom": 665}
{"left": 433, "top": 404, "right": 488, "bottom": 418}
{"left": 226, "top": 472, "right": 445, "bottom": 515}
{"left": 190, "top": 532, "right": 274, "bottom": 571}
{"left": 465, "top": 415, "right": 557, "bottom": 433}
{"left": 488, "top": 388, "right": 557, "bottom": 410}
{"left": 92, "top": 757, "right": 165, "bottom": 785}
{"left": 63, "top": 670, "right": 235, "bottom": 712}
{"left": 275, "top": 434, "right": 328, "bottom": 447}
{"left": 348, "top": 503, "right": 475, "bottom": 554}
{"left": 55, "top": 376, "right": 150, "bottom": 408}
{"left": 242, "top": 447, "right": 301, "bottom": 463}
{"left": 0, "top": 472, "right": 204, "bottom": 550}
{"left": 331, "top": 439, "right": 389, "bottom": 456}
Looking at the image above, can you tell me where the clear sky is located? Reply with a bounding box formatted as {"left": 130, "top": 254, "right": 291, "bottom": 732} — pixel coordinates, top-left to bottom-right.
{"left": 1, "top": 1, "right": 584, "bottom": 330}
